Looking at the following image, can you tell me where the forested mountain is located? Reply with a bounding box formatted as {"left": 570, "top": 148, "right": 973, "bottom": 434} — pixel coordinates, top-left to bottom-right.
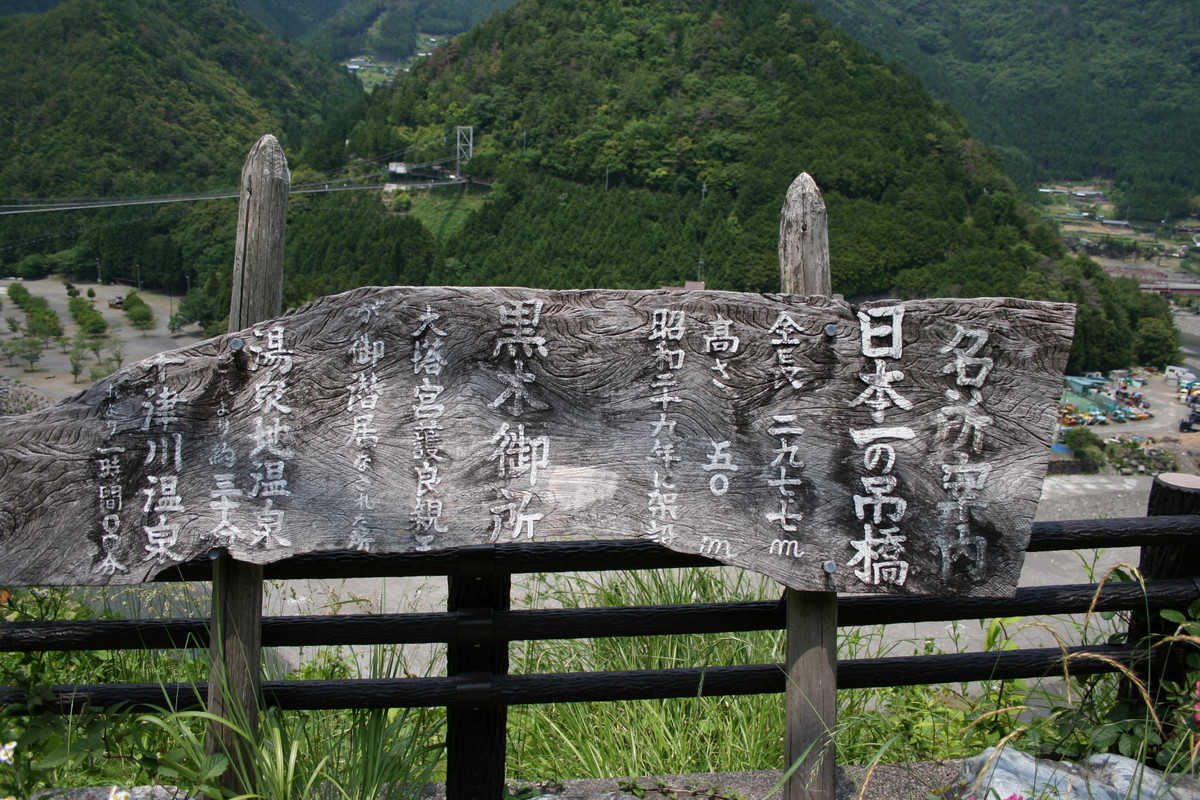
{"left": 313, "top": 0, "right": 1169, "bottom": 373}
{"left": 0, "top": 0, "right": 1177, "bottom": 374}
{"left": 1, "top": 0, "right": 516, "bottom": 66}
{"left": 353, "top": 0, "right": 1044, "bottom": 298}
{"left": 297, "top": 0, "right": 516, "bottom": 61}
{"left": 0, "top": 0, "right": 63, "bottom": 13}
{"left": 0, "top": 0, "right": 345, "bottom": 30}
{"left": 809, "top": 0, "right": 1200, "bottom": 220}
{"left": 0, "top": 0, "right": 364, "bottom": 298}
{"left": 223, "top": 0, "right": 339, "bottom": 38}
{"left": 0, "top": 0, "right": 359, "bottom": 196}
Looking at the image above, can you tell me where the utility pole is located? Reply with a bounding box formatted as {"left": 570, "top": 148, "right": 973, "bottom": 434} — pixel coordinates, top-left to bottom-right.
{"left": 455, "top": 126, "right": 473, "bottom": 177}
{"left": 697, "top": 181, "right": 707, "bottom": 282}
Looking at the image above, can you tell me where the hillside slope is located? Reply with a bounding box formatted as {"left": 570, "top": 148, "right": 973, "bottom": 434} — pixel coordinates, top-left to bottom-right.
{"left": 353, "top": 0, "right": 1044, "bottom": 298}
{"left": 298, "top": 0, "right": 517, "bottom": 61}
{"left": 0, "top": 0, "right": 360, "bottom": 196}
{"left": 809, "top": 0, "right": 1200, "bottom": 219}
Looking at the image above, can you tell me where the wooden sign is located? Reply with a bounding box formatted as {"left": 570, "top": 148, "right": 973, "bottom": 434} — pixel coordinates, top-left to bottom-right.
{"left": 0, "top": 286, "right": 1073, "bottom": 595}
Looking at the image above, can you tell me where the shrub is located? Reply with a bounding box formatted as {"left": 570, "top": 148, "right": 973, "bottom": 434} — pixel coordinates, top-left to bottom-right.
{"left": 1061, "top": 426, "right": 1106, "bottom": 467}
{"left": 124, "top": 291, "right": 155, "bottom": 333}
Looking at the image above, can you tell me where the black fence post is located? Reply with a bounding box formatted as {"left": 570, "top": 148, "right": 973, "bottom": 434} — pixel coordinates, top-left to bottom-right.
{"left": 1131, "top": 473, "right": 1200, "bottom": 714}
{"left": 446, "top": 544, "right": 511, "bottom": 800}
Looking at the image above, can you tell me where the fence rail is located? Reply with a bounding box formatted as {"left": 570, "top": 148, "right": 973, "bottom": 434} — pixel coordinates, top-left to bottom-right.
{"left": 5, "top": 515, "right": 1198, "bottom": 652}
{"left": 0, "top": 514, "right": 1194, "bottom": 724}
{"left": 4, "top": 577, "right": 1199, "bottom": 654}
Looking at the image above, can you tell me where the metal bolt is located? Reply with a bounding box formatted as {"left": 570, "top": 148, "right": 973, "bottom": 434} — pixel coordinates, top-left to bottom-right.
{"left": 823, "top": 560, "right": 838, "bottom": 574}
{"left": 229, "top": 337, "right": 247, "bottom": 369}
{"left": 823, "top": 323, "right": 838, "bottom": 338}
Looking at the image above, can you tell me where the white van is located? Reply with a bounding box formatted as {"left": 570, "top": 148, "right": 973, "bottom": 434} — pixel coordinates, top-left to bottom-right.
{"left": 1165, "top": 365, "right": 1196, "bottom": 386}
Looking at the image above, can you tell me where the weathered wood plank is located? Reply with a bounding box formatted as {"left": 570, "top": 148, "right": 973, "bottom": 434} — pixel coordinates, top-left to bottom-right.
{"left": 778, "top": 173, "right": 831, "bottom": 297}
{"left": 779, "top": 170, "right": 837, "bottom": 800}
{"left": 228, "top": 134, "right": 289, "bottom": 332}
{"left": 138, "top": 514, "right": 1200, "bottom": 581}
{"left": 0, "top": 286, "right": 1073, "bottom": 595}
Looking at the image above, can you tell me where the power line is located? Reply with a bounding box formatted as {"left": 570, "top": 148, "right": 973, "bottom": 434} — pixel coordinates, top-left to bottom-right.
{"left": 0, "top": 127, "right": 474, "bottom": 215}
{"left": 0, "top": 190, "right": 241, "bottom": 215}
{"left": 0, "top": 173, "right": 467, "bottom": 215}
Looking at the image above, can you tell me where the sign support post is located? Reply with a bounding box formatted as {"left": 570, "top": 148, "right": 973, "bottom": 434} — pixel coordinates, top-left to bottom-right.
{"left": 779, "top": 173, "right": 838, "bottom": 800}
{"left": 206, "top": 133, "right": 289, "bottom": 793}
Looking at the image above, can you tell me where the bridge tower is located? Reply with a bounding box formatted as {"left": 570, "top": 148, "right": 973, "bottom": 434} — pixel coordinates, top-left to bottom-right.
{"left": 455, "top": 126, "right": 473, "bottom": 177}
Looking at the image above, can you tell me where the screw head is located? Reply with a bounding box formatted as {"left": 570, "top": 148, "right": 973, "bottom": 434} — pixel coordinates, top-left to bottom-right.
{"left": 230, "top": 337, "right": 245, "bottom": 352}
{"left": 823, "top": 323, "right": 838, "bottom": 338}
{"left": 823, "top": 560, "right": 838, "bottom": 574}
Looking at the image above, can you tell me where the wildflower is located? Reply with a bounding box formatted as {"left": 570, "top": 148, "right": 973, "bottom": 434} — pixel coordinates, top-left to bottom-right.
{"left": 109, "top": 787, "right": 131, "bottom": 800}
{"left": 0, "top": 741, "right": 14, "bottom": 765}
{"left": 1194, "top": 680, "right": 1200, "bottom": 726}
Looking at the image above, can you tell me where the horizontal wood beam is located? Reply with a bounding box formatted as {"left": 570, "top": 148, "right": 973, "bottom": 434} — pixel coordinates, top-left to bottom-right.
{"left": 4, "top": 579, "right": 1198, "bottom": 652}
{"left": 0, "top": 643, "right": 1136, "bottom": 714}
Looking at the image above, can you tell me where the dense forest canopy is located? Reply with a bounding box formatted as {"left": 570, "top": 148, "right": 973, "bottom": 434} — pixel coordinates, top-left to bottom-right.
{"left": 347, "top": 0, "right": 1045, "bottom": 299}
{"left": 230, "top": 0, "right": 347, "bottom": 38}
{"left": 0, "top": 0, "right": 359, "bottom": 197}
{"left": 0, "top": 0, "right": 64, "bottom": 12}
{"left": 808, "top": 0, "right": 1200, "bottom": 220}
{"left": 0, "top": 0, "right": 1182, "bottom": 375}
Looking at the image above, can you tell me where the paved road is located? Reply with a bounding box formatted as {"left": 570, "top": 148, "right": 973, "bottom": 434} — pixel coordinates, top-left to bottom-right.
{"left": 891, "top": 473, "right": 1154, "bottom": 656}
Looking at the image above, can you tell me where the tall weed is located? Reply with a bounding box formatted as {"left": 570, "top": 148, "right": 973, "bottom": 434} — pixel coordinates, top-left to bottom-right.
{"left": 0, "top": 585, "right": 445, "bottom": 797}
{"left": 506, "top": 565, "right": 1200, "bottom": 781}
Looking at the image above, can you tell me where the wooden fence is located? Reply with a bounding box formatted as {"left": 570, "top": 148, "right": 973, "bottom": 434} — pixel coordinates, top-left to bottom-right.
{"left": 1, "top": 490, "right": 1200, "bottom": 798}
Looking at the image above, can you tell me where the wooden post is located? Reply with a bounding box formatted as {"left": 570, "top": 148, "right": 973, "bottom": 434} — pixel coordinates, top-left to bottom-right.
{"left": 779, "top": 173, "right": 832, "bottom": 299}
{"left": 1130, "top": 473, "right": 1200, "bottom": 715}
{"left": 445, "top": 546, "right": 511, "bottom": 800}
{"left": 206, "top": 134, "right": 289, "bottom": 791}
{"left": 228, "top": 135, "right": 288, "bottom": 332}
{"left": 779, "top": 172, "right": 838, "bottom": 800}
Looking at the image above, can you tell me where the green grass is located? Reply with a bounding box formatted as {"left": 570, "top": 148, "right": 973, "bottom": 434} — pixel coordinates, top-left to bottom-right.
{"left": 0, "top": 585, "right": 445, "bottom": 798}
{"left": 506, "top": 565, "right": 1200, "bottom": 784}
{"left": 406, "top": 187, "right": 488, "bottom": 242}
{"left": 508, "top": 569, "right": 786, "bottom": 779}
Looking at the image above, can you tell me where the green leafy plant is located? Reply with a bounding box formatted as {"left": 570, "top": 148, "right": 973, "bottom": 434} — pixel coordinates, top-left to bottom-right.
{"left": 0, "top": 586, "right": 208, "bottom": 795}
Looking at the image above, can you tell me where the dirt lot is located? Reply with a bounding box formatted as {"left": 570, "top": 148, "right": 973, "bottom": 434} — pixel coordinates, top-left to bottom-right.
{"left": 0, "top": 277, "right": 205, "bottom": 410}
